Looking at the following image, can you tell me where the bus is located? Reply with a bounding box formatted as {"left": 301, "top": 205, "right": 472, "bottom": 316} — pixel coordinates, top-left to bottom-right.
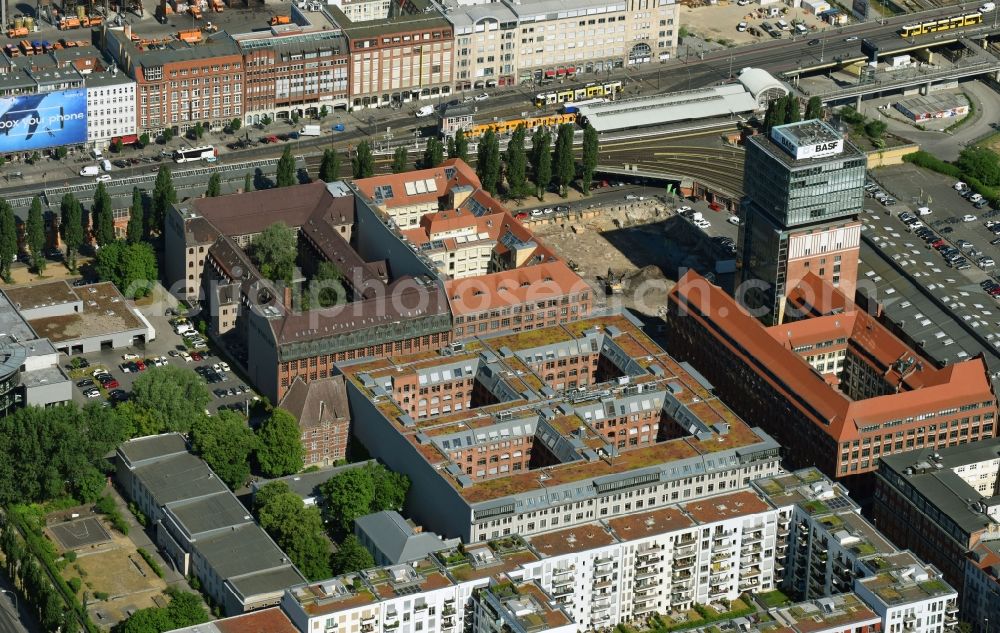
{"left": 534, "top": 80, "right": 623, "bottom": 108}
{"left": 174, "top": 145, "right": 217, "bottom": 163}
{"left": 899, "top": 11, "right": 982, "bottom": 37}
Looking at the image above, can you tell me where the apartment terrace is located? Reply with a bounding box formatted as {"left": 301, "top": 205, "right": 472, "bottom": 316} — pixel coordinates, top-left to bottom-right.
{"left": 821, "top": 511, "right": 896, "bottom": 558}
{"left": 528, "top": 523, "right": 617, "bottom": 557}
{"left": 682, "top": 491, "right": 772, "bottom": 524}
{"left": 606, "top": 506, "right": 696, "bottom": 540}
{"left": 752, "top": 469, "right": 848, "bottom": 512}
{"left": 364, "top": 559, "right": 453, "bottom": 600}
{"left": 778, "top": 594, "right": 879, "bottom": 633}
{"left": 858, "top": 570, "right": 953, "bottom": 606}
{"left": 291, "top": 576, "right": 378, "bottom": 616}
{"left": 437, "top": 537, "right": 540, "bottom": 582}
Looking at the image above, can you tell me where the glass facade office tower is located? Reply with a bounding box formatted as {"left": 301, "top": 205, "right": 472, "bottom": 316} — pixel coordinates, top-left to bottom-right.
{"left": 736, "top": 119, "right": 867, "bottom": 325}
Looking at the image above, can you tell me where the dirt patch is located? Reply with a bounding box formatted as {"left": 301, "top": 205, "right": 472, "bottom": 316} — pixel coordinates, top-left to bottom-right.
{"left": 533, "top": 202, "right": 676, "bottom": 316}
{"left": 680, "top": 2, "right": 831, "bottom": 46}
{"left": 67, "top": 542, "right": 168, "bottom": 627}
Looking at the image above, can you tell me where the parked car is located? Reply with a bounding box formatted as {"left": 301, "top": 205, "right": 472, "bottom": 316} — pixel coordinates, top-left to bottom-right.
{"left": 474, "top": 92, "right": 489, "bottom": 102}
{"left": 963, "top": 214, "right": 978, "bottom": 222}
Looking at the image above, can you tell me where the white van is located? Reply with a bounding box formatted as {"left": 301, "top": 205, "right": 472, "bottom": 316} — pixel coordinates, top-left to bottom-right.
{"left": 980, "top": 2, "right": 995, "bottom": 11}
{"left": 776, "top": 19, "right": 790, "bottom": 30}
{"left": 794, "top": 23, "right": 808, "bottom": 35}
{"left": 415, "top": 105, "right": 435, "bottom": 117}
{"left": 100, "top": 159, "right": 113, "bottom": 172}
{"left": 79, "top": 165, "right": 100, "bottom": 177}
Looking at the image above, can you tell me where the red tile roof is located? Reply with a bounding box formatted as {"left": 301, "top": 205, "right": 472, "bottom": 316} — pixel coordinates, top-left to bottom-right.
{"left": 213, "top": 608, "right": 298, "bottom": 633}
{"left": 446, "top": 261, "right": 590, "bottom": 316}
{"left": 670, "top": 271, "right": 996, "bottom": 443}
{"left": 354, "top": 159, "right": 480, "bottom": 208}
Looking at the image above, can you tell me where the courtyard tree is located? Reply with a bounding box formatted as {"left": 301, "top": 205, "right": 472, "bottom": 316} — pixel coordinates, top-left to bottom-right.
{"left": 126, "top": 187, "right": 145, "bottom": 244}
{"left": 504, "top": 124, "right": 529, "bottom": 198}
{"left": 0, "top": 201, "right": 15, "bottom": 281}
{"left": 352, "top": 140, "right": 375, "bottom": 178}
{"left": 26, "top": 196, "right": 45, "bottom": 274}
{"left": 130, "top": 366, "right": 212, "bottom": 434}
{"left": 92, "top": 183, "right": 116, "bottom": 247}
{"left": 580, "top": 123, "right": 599, "bottom": 195}
{"left": 331, "top": 535, "right": 374, "bottom": 574}
{"left": 476, "top": 129, "right": 501, "bottom": 195}
{"left": 206, "top": 173, "right": 222, "bottom": 198}
{"left": 191, "top": 411, "right": 258, "bottom": 489}
{"left": 319, "top": 148, "right": 341, "bottom": 181}
{"left": 276, "top": 145, "right": 296, "bottom": 187}
{"left": 250, "top": 222, "right": 297, "bottom": 283}
{"left": 256, "top": 489, "right": 331, "bottom": 580}
{"left": 255, "top": 408, "right": 304, "bottom": 478}
{"left": 95, "top": 241, "right": 158, "bottom": 299}
{"left": 60, "top": 194, "right": 84, "bottom": 272}
{"left": 152, "top": 166, "right": 177, "bottom": 236}
{"left": 392, "top": 146, "right": 409, "bottom": 173}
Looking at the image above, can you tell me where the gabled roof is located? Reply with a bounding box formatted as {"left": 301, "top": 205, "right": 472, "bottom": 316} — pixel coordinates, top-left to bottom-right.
{"left": 278, "top": 375, "right": 350, "bottom": 431}
{"left": 354, "top": 510, "right": 451, "bottom": 564}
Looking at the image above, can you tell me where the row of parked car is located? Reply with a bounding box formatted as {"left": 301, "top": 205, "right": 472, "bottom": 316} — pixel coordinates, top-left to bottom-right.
{"left": 954, "top": 181, "right": 991, "bottom": 209}
{"left": 865, "top": 182, "right": 897, "bottom": 207}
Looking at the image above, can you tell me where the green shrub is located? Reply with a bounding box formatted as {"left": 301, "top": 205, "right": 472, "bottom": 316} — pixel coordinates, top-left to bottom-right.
{"left": 109, "top": 512, "right": 129, "bottom": 536}
{"left": 93, "top": 592, "right": 109, "bottom": 601}
{"left": 64, "top": 551, "right": 77, "bottom": 563}
{"left": 94, "top": 495, "right": 116, "bottom": 515}
{"left": 68, "top": 577, "right": 82, "bottom": 594}
{"left": 137, "top": 548, "right": 165, "bottom": 578}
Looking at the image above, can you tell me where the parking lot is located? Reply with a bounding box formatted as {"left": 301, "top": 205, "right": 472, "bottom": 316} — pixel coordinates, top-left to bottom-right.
{"left": 67, "top": 314, "right": 259, "bottom": 415}
{"left": 860, "top": 163, "right": 1000, "bottom": 372}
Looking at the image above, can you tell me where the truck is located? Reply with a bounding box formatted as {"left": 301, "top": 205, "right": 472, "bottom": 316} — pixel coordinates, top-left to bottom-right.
{"left": 79, "top": 165, "right": 100, "bottom": 177}
{"left": 415, "top": 105, "right": 434, "bottom": 117}
{"left": 299, "top": 124, "right": 321, "bottom": 137}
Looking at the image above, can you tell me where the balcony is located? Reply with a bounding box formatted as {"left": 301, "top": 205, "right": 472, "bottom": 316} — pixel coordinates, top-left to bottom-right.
{"left": 637, "top": 550, "right": 660, "bottom": 563}
{"left": 635, "top": 567, "right": 658, "bottom": 581}
{"left": 594, "top": 564, "right": 613, "bottom": 578}
{"left": 635, "top": 556, "right": 658, "bottom": 571}
{"left": 674, "top": 556, "right": 696, "bottom": 570}
{"left": 552, "top": 573, "right": 573, "bottom": 588}
{"left": 553, "top": 584, "right": 573, "bottom": 597}
{"left": 744, "top": 530, "right": 764, "bottom": 544}
{"left": 742, "top": 566, "right": 762, "bottom": 578}
{"left": 711, "top": 552, "right": 731, "bottom": 563}
{"left": 677, "top": 535, "right": 697, "bottom": 546}
{"left": 441, "top": 619, "right": 456, "bottom": 631}
{"left": 634, "top": 603, "right": 658, "bottom": 616}
{"left": 946, "top": 605, "right": 959, "bottom": 616}
{"left": 672, "top": 571, "right": 692, "bottom": 582}
{"left": 592, "top": 599, "right": 612, "bottom": 612}
{"left": 674, "top": 544, "right": 697, "bottom": 557}
{"left": 593, "top": 578, "right": 613, "bottom": 590}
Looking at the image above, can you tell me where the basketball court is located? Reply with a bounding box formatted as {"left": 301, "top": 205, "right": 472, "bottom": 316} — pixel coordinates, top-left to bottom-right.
{"left": 49, "top": 517, "right": 113, "bottom": 550}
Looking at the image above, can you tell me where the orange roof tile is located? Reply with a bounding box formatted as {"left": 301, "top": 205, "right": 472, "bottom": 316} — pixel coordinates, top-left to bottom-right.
{"left": 446, "top": 261, "right": 590, "bottom": 316}
{"left": 354, "top": 158, "right": 480, "bottom": 208}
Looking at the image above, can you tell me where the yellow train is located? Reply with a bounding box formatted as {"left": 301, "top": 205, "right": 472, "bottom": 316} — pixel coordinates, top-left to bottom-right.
{"left": 464, "top": 113, "right": 578, "bottom": 139}
{"left": 899, "top": 11, "right": 982, "bottom": 37}
{"left": 534, "top": 80, "right": 623, "bottom": 107}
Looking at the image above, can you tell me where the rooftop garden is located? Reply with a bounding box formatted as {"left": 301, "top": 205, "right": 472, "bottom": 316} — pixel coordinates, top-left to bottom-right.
{"left": 801, "top": 500, "right": 830, "bottom": 515}
{"left": 756, "top": 589, "right": 792, "bottom": 609}
{"left": 919, "top": 580, "right": 950, "bottom": 594}
{"left": 852, "top": 542, "right": 877, "bottom": 556}
{"left": 642, "top": 598, "right": 755, "bottom": 633}
{"left": 820, "top": 515, "right": 844, "bottom": 530}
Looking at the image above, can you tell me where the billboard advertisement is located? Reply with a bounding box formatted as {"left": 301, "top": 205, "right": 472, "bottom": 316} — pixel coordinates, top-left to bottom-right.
{"left": 0, "top": 89, "right": 87, "bottom": 152}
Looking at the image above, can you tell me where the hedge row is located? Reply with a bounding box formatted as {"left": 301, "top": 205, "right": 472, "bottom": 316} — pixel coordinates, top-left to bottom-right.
{"left": 903, "top": 151, "right": 1000, "bottom": 206}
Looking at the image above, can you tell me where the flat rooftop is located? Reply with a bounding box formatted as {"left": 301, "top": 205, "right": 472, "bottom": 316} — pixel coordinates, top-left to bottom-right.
{"left": 21, "top": 282, "right": 145, "bottom": 344}
{"left": 4, "top": 280, "right": 78, "bottom": 311}
{"left": 343, "top": 312, "right": 777, "bottom": 506}
{"left": 132, "top": 452, "right": 230, "bottom": 507}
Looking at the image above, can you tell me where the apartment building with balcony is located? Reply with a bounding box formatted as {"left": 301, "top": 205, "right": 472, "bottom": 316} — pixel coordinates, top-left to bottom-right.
{"left": 340, "top": 311, "right": 783, "bottom": 543}
{"left": 965, "top": 539, "right": 1000, "bottom": 633}
{"left": 270, "top": 468, "right": 954, "bottom": 633}
{"left": 666, "top": 271, "right": 998, "bottom": 490}
{"left": 753, "top": 470, "right": 958, "bottom": 633}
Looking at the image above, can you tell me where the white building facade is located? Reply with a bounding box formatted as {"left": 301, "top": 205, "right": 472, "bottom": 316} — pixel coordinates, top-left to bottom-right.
{"left": 85, "top": 69, "right": 138, "bottom": 150}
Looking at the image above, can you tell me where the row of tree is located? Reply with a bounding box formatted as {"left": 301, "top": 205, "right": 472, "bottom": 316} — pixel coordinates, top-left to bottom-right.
{"left": 763, "top": 94, "right": 823, "bottom": 133}
{"left": 338, "top": 123, "right": 600, "bottom": 201}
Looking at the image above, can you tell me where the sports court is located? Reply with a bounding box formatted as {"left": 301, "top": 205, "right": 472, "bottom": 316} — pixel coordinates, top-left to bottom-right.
{"left": 49, "top": 517, "right": 113, "bottom": 550}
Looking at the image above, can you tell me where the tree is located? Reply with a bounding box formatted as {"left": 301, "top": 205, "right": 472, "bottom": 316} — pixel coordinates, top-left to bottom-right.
{"left": 865, "top": 119, "right": 888, "bottom": 144}
{"left": 505, "top": 125, "right": 528, "bottom": 198}
{"left": 191, "top": 411, "right": 257, "bottom": 489}
{"left": 205, "top": 173, "right": 222, "bottom": 198}
{"left": 331, "top": 535, "right": 374, "bottom": 574}
{"left": 352, "top": 140, "right": 375, "bottom": 178}
{"left": 130, "top": 366, "right": 211, "bottom": 434}
{"left": 454, "top": 128, "right": 469, "bottom": 162}
{"left": 126, "top": 188, "right": 145, "bottom": 245}
{"left": 476, "top": 130, "right": 501, "bottom": 196}
{"left": 580, "top": 124, "right": 599, "bottom": 195}
{"left": 26, "top": 196, "right": 45, "bottom": 274}
{"left": 112, "top": 138, "right": 123, "bottom": 153}
{"left": 784, "top": 94, "right": 801, "bottom": 124}
{"left": 116, "top": 588, "right": 207, "bottom": 633}
{"left": 422, "top": 137, "right": 444, "bottom": 169}
{"left": 252, "top": 481, "right": 292, "bottom": 515}
{"left": 255, "top": 408, "right": 304, "bottom": 478}
{"left": 95, "top": 241, "right": 158, "bottom": 298}
{"left": 552, "top": 124, "right": 576, "bottom": 197}
{"left": 92, "top": 182, "right": 115, "bottom": 247}
{"left": 151, "top": 166, "right": 177, "bottom": 236}
{"left": 392, "top": 146, "right": 409, "bottom": 173}
{"left": 60, "top": 194, "right": 83, "bottom": 272}
{"left": 804, "top": 96, "right": 823, "bottom": 121}
{"left": 276, "top": 146, "right": 296, "bottom": 188}
{"left": 161, "top": 128, "right": 174, "bottom": 142}
{"left": 312, "top": 261, "right": 347, "bottom": 307}
{"left": 319, "top": 106, "right": 329, "bottom": 118}
{"left": 138, "top": 132, "right": 150, "bottom": 148}
{"left": 244, "top": 172, "right": 254, "bottom": 193}
{"left": 319, "top": 148, "right": 341, "bottom": 182}
{"left": 257, "top": 490, "right": 331, "bottom": 580}
{"left": 250, "top": 222, "right": 297, "bottom": 283}
{"left": 958, "top": 146, "right": 1000, "bottom": 187}
{"left": 230, "top": 118, "right": 242, "bottom": 132}
{"left": 318, "top": 462, "right": 410, "bottom": 535}
{"left": 261, "top": 114, "right": 272, "bottom": 127}
{"left": 763, "top": 98, "right": 787, "bottom": 133}
{"left": 0, "top": 201, "right": 14, "bottom": 281}
{"left": 530, "top": 130, "right": 552, "bottom": 200}
{"left": 446, "top": 136, "right": 456, "bottom": 160}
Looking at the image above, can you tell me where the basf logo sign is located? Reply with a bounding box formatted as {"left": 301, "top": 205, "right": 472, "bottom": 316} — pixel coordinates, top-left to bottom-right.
{"left": 0, "top": 89, "right": 87, "bottom": 152}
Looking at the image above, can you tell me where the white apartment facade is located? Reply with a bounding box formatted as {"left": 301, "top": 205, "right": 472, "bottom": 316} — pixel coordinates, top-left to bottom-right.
{"left": 85, "top": 69, "right": 137, "bottom": 150}
{"left": 444, "top": 1, "right": 520, "bottom": 91}
{"left": 507, "top": 0, "right": 680, "bottom": 84}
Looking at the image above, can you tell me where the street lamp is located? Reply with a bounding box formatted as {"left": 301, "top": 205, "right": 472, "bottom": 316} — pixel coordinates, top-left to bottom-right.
{"left": 0, "top": 589, "right": 16, "bottom": 612}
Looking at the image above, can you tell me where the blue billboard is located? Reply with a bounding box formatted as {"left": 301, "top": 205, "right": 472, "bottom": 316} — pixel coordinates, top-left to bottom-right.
{"left": 0, "top": 89, "right": 87, "bottom": 152}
